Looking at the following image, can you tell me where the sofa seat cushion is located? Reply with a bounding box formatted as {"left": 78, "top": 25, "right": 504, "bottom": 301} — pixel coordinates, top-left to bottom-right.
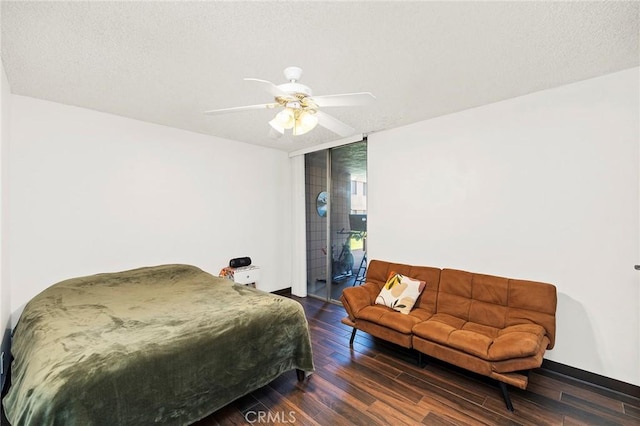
{"left": 356, "top": 305, "right": 431, "bottom": 334}
{"left": 412, "top": 314, "right": 547, "bottom": 361}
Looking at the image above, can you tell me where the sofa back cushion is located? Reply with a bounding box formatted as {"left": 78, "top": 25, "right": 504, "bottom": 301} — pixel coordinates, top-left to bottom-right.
{"left": 367, "top": 260, "right": 441, "bottom": 315}
{"left": 437, "top": 268, "right": 557, "bottom": 348}
{"left": 437, "top": 269, "right": 510, "bottom": 328}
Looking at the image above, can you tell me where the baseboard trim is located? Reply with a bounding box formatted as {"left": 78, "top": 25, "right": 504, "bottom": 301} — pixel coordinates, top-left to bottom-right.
{"left": 272, "top": 287, "right": 292, "bottom": 296}
{"left": 541, "top": 359, "right": 640, "bottom": 399}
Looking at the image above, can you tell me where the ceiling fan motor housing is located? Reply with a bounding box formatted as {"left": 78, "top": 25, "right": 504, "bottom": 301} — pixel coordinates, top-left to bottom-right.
{"left": 279, "top": 66, "right": 312, "bottom": 97}
{"left": 278, "top": 82, "right": 312, "bottom": 97}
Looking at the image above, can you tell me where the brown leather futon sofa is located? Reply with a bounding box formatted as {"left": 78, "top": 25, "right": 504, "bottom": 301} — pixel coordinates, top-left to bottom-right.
{"left": 340, "top": 260, "right": 557, "bottom": 411}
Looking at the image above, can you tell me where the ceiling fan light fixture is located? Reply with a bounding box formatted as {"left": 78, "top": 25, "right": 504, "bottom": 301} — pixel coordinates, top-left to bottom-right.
{"left": 268, "top": 118, "right": 285, "bottom": 134}
{"left": 292, "top": 110, "right": 318, "bottom": 136}
{"left": 273, "top": 108, "right": 295, "bottom": 129}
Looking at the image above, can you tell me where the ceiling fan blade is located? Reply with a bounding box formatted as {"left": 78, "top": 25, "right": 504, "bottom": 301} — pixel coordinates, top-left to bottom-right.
{"left": 311, "top": 92, "right": 376, "bottom": 107}
{"left": 315, "top": 111, "right": 355, "bottom": 137}
{"left": 244, "top": 78, "right": 293, "bottom": 99}
{"left": 203, "top": 103, "right": 279, "bottom": 115}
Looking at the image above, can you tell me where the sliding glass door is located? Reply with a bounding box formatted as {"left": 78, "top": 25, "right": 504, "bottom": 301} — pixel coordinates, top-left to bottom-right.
{"left": 305, "top": 140, "right": 367, "bottom": 302}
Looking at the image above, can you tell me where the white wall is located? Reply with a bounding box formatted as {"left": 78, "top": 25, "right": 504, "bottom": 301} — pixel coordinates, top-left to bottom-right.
{"left": 1, "top": 60, "right": 11, "bottom": 338}
{"left": 368, "top": 68, "right": 639, "bottom": 386}
{"left": 9, "top": 95, "right": 292, "bottom": 320}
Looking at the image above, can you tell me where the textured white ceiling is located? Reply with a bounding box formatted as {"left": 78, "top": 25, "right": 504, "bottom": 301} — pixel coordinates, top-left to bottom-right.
{"left": 1, "top": 1, "right": 638, "bottom": 152}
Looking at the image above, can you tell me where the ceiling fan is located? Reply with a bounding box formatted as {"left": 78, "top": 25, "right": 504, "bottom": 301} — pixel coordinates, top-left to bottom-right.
{"left": 204, "top": 66, "right": 375, "bottom": 138}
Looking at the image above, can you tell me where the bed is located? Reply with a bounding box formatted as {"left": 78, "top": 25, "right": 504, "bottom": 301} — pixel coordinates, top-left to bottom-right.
{"left": 2, "top": 264, "right": 314, "bottom": 425}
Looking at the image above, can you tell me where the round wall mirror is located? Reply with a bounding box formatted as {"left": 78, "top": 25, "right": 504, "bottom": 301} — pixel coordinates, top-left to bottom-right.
{"left": 316, "top": 191, "right": 328, "bottom": 217}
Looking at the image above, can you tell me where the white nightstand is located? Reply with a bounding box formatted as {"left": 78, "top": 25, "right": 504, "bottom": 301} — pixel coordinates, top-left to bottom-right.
{"left": 232, "top": 265, "right": 260, "bottom": 288}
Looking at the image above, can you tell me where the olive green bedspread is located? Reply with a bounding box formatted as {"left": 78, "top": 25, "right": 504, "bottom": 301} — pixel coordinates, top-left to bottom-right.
{"left": 3, "top": 264, "right": 314, "bottom": 425}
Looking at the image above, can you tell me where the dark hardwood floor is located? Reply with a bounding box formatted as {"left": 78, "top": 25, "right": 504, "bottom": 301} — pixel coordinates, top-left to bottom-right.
{"left": 2, "top": 295, "right": 637, "bottom": 425}
{"left": 196, "top": 295, "right": 640, "bottom": 426}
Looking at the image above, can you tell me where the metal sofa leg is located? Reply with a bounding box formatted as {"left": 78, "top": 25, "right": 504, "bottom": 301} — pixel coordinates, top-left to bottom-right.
{"left": 417, "top": 351, "right": 430, "bottom": 368}
{"left": 349, "top": 328, "right": 357, "bottom": 346}
{"left": 498, "top": 381, "right": 515, "bottom": 412}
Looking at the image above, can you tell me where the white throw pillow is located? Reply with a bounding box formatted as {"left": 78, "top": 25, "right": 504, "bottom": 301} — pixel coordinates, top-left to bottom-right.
{"left": 375, "top": 272, "right": 426, "bottom": 314}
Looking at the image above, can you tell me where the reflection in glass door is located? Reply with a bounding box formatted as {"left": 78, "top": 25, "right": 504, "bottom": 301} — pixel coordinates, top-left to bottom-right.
{"left": 305, "top": 150, "right": 329, "bottom": 299}
{"left": 305, "top": 140, "right": 367, "bottom": 302}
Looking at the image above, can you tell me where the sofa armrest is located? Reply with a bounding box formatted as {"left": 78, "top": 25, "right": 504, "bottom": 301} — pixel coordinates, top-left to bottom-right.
{"left": 340, "top": 282, "right": 380, "bottom": 320}
{"left": 488, "top": 324, "right": 547, "bottom": 361}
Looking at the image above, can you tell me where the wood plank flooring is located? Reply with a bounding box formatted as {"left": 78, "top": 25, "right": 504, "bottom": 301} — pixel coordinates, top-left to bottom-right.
{"left": 3, "top": 295, "right": 636, "bottom": 425}
{"left": 196, "top": 295, "right": 640, "bottom": 426}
